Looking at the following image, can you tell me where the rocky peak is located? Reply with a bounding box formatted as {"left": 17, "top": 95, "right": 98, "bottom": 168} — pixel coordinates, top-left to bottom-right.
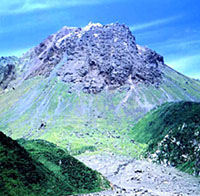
{"left": 0, "top": 56, "right": 18, "bottom": 89}
{"left": 20, "top": 23, "right": 164, "bottom": 93}
{"left": 82, "top": 22, "right": 103, "bottom": 31}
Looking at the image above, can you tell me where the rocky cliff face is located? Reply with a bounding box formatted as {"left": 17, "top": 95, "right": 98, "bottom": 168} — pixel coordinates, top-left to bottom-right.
{"left": 20, "top": 23, "right": 163, "bottom": 93}
{"left": 0, "top": 57, "right": 18, "bottom": 89}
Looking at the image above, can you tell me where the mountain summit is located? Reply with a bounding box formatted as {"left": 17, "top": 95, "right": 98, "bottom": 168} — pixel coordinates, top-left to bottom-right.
{"left": 20, "top": 23, "right": 163, "bottom": 93}
{"left": 0, "top": 23, "right": 200, "bottom": 156}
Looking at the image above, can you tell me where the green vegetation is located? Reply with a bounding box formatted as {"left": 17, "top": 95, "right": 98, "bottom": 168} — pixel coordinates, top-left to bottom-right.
{"left": 1, "top": 65, "right": 200, "bottom": 160}
{"left": 131, "top": 101, "right": 200, "bottom": 176}
{"left": 0, "top": 131, "right": 109, "bottom": 196}
{"left": 0, "top": 77, "right": 147, "bottom": 157}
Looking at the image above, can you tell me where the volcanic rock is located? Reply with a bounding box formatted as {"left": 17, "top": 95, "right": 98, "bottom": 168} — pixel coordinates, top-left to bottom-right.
{"left": 20, "top": 23, "right": 164, "bottom": 93}
{"left": 0, "top": 56, "right": 18, "bottom": 89}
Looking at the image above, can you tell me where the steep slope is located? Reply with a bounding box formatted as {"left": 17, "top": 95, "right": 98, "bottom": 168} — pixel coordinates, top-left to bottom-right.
{"left": 0, "top": 131, "right": 109, "bottom": 196}
{"left": 130, "top": 101, "right": 200, "bottom": 176}
{"left": 0, "top": 56, "right": 18, "bottom": 89}
{"left": 0, "top": 23, "right": 200, "bottom": 156}
{"left": 19, "top": 23, "right": 163, "bottom": 91}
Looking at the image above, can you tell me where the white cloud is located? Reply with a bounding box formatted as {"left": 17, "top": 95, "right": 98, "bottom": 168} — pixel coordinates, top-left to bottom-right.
{"left": 130, "top": 15, "right": 181, "bottom": 31}
{"left": 0, "top": 0, "right": 119, "bottom": 14}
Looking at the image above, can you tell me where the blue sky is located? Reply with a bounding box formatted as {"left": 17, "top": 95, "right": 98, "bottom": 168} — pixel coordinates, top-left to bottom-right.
{"left": 0, "top": 0, "right": 200, "bottom": 79}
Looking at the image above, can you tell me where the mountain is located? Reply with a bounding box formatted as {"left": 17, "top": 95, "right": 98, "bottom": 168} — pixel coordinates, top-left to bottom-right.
{"left": 0, "top": 131, "right": 109, "bottom": 196}
{"left": 130, "top": 101, "right": 200, "bottom": 176}
{"left": 0, "top": 22, "right": 200, "bottom": 156}
{"left": 0, "top": 56, "right": 18, "bottom": 89}
{"left": 19, "top": 23, "right": 163, "bottom": 90}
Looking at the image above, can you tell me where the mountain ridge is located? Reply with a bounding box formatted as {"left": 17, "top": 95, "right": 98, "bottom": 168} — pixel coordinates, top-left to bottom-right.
{"left": 17, "top": 22, "right": 163, "bottom": 94}
{"left": 0, "top": 22, "right": 200, "bottom": 157}
{"left": 131, "top": 101, "right": 200, "bottom": 176}
{"left": 0, "top": 131, "right": 109, "bottom": 196}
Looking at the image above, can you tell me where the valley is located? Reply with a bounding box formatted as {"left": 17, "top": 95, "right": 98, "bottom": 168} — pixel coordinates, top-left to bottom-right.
{"left": 77, "top": 155, "right": 200, "bottom": 196}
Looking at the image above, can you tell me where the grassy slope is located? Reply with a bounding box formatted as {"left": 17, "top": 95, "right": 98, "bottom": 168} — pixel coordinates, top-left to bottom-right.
{"left": 0, "top": 66, "right": 200, "bottom": 157}
{"left": 130, "top": 101, "right": 200, "bottom": 175}
{"left": 0, "top": 131, "right": 109, "bottom": 196}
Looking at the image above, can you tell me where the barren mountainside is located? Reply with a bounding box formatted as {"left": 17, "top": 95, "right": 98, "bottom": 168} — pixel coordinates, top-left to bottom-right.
{"left": 0, "top": 56, "right": 18, "bottom": 89}
{"left": 20, "top": 23, "right": 163, "bottom": 93}
{"left": 0, "top": 22, "right": 200, "bottom": 156}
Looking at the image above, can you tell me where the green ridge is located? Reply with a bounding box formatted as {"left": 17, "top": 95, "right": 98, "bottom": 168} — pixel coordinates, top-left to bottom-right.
{"left": 131, "top": 101, "right": 200, "bottom": 175}
{"left": 0, "top": 132, "right": 109, "bottom": 196}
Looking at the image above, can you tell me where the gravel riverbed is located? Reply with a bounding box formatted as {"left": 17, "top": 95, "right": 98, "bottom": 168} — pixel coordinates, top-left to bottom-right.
{"left": 76, "top": 155, "right": 200, "bottom": 196}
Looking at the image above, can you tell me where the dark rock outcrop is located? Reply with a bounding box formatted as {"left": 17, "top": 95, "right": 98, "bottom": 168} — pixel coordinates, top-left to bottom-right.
{"left": 0, "top": 57, "right": 18, "bottom": 89}
{"left": 20, "top": 23, "right": 164, "bottom": 93}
